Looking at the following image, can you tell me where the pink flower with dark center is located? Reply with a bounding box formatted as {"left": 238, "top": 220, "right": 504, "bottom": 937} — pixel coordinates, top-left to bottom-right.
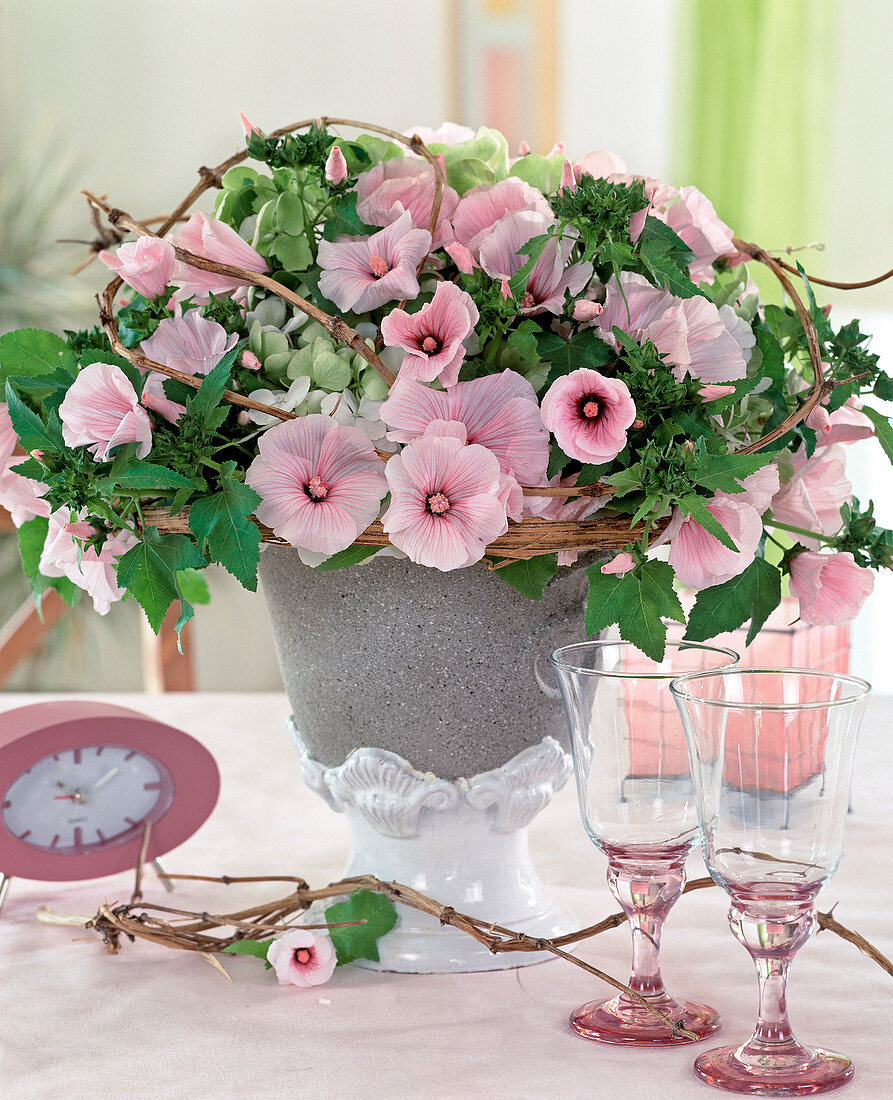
{"left": 0, "top": 403, "right": 50, "bottom": 526}
{"left": 325, "top": 145, "right": 348, "bottom": 186}
{"left": 771, "top": 444, "right": 851, "bottom": 542}
{"left": 540, "top": 368, "right": 636, "bottom": 464}
{"left": 355, "top": 158, "right": 458, "bottom": 248}
{"left": 663, "top": 186, "right": 737, "bottom": 284}
{"left": 477, "top": 209, "right": 592, "bottom": 315}
{"left": 382, "top": 427, "right": 509, "bottom": 570}
{"left": 98, "top": 237, "right": 177, "bottom": 300}
{"left": 317, "top": 209, "right": 432, "bottom": 313}
{"left": 788, "top": 551, "right": 874, "bottom": 626}
{"left": 172, "top": 212, "right": 268, "bottom": 302}
{"left": 380, "top": 281, "right": 479, "bottom": 387}
{"left": 140, "top": 310, "right": 238, "bottom": 377}
{"left": 245, "top": 414, "right": 388, "bottom": 555}
{"left": 380, "top": 370, "right": 549, "bottom": 485}
{"left": 596, "top": 272, "right": 752, "bottom": 382}
{"left": 451, "top": 177, "right": 553, "bottom": 256}
{"left": 266, "top": 929, "right": 337, "bottom": 988}
{"left": 38, "top": 509, "right": 137, "bottom": 614}
{"left": 59, "top": 361, "right": 153, "bottom": 461}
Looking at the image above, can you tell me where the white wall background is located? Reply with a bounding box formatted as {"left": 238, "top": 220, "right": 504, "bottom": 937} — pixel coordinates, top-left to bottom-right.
{"left": 1, "top": 0, "right": 890, "bottom": 687}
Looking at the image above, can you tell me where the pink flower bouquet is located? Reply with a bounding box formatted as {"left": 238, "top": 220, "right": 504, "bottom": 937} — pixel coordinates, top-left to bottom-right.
{"left": 1, "top": 115, "right": 890, "bottom": 657}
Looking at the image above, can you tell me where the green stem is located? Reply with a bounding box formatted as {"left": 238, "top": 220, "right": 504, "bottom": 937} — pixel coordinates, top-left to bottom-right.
{"left": 766, "top": 521, "right": 834, "bottom": 544}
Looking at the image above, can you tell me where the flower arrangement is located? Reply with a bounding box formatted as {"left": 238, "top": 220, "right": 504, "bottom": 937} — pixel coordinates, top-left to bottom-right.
{"left": 0, "top": 115, "right": 890, "bottom": 658}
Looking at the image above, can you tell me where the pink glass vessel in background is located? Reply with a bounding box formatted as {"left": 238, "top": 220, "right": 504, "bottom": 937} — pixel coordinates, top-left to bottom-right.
{"left": 671, "top": 669, "right": 870, "bottom": 1095}
{"left": 551, "top": 641, "right": 739, "bottom": 1045}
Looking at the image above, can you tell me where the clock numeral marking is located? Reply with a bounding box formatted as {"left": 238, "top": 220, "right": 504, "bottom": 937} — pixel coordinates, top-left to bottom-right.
{"left": 95, "top": 746, "right": 104, "bottom": 756}
{"left": 17, "top": 829, "right": 31, "bottom": 841}
{"left": 124, "top": 816, "right": 139, "bottom": 827}
{"left": 73, "top": 748, "right": 82, "bottom": 765}
{"left": 73, "top": 827, "right": 83, "bottom": 849}
{"left": 95, "top": 829, "right": 106, "bottom": 844}
{"left": 52, "top": 754, "right": 60, "bottom": 763}
{"left": 143, "top": 782, "right": 162, "bottom": 790}
{"left": 51, "top": 834, "right": 60, "bottom": 847}
{"left": 124, "top": 751, "right": 136, "bottom": 761}
{"left": 1, "top": 800, "right": 10, "bottom": 810}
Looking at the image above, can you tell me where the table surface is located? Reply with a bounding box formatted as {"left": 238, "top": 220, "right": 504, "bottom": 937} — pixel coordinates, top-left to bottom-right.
{"left": 1, "top": 692, "right": 891, "bottom": 1100}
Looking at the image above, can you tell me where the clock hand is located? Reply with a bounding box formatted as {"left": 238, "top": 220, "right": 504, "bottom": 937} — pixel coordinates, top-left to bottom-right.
{"left": 87, "top": 767, "right": 119, "bottom": 795}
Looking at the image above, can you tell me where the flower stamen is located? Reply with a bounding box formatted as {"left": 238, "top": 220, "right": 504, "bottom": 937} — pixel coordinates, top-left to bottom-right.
{"left": 369, "top": 254, "right": 390, "bottom": 279}
{"left": 294, "top": 948, "right": 313, "bottom": 965}
{"left": 421, "top": 336, "right": 439, "bottom": 354}
{"left": 581, "top": 397, "right": 601, "bottom": 419}
{"left": 426, "top": 491, "right": 451, "bottom": 515}
{"left": 306, "top": 475, "right": 329, "bottom": 501}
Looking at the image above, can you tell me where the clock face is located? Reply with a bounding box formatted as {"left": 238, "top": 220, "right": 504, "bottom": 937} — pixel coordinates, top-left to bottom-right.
{"left": 1, "top": 744, "right": 174, "bottom": 855}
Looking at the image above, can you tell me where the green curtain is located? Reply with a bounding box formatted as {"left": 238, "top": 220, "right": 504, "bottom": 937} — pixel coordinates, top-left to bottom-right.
{"left": 674, "top": 0, "right": 837, "bottom": 274}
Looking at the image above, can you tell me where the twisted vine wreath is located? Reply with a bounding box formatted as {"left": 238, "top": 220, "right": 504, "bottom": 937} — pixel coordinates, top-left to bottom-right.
{"left": 78, "top": 116, "right": 884, "bottom": 563}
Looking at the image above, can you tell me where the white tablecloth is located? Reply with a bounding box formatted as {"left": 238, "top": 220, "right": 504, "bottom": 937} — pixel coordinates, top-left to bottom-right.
{"left": 1, "top": 692, "right": 891, "bottom": 1099}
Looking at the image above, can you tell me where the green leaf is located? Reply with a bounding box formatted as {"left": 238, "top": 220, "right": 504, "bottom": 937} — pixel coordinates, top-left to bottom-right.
{"left": 547, "top": 444, "right": 572, "bottom": 479}
{"left": 314, "top": 544, "right": 380, "bottom": 570}
{"left": 584, "top": 565, "right": 628, "bottom": 634}
{"left": 690, "top": 451, "right": 777, "bottom": 495}
{"left": 536, "top": 329, "right": 613, "bottom": 379}
{"left": 603, "top": 463, "right": 643, "bottom": 497}
{"left": 116, "top": 528, "right": 205, "bottom": 632}
{"left": 97, "top": 461, "right": 197, "bottom": 492}
{"left": 188, "top": 478, "right": 262, "bottom": 590}
{"left": 616, "top": 559, "right": 684, "bottom": 662}
{"left": 492, "top": 554, "right": 558, "bottom": 600}
{"left": 324, "top": 889, "right": 399, "bottom": 966}
{"left": 685, "top": 557, "right": 782, "bottom": 646}
{"left": 222, "top": 939, "right": 273, "bottom": 969}
{"left": 508, "top": 231, "right": 553, "bottom": 299}
{"left": 0, "top": 329, "right": 75, "bottom": 387}
{"left": 4, "top": 381, "right": 63, "bottom": 454}
{"left": 176, "top": 567, "right": 211, "bottom": 605}
{"left": 861, "top": 405, "right": 893, "bottom": 465}
{"left": 271, "top": 233, "right": 313, "bottom": 272}
{"left": 185, "top": 349, "right": 238, "bottom": 427}
{"left": 678, "top": 494, "right": 738, "bottom": 552}
{"left": 322, "top": 193, "right": 377, "bottom": 241}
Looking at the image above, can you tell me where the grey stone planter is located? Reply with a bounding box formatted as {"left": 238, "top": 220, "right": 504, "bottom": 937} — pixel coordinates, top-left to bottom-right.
{"left": 258, "top": 546, "right": 591, "bottom": 776}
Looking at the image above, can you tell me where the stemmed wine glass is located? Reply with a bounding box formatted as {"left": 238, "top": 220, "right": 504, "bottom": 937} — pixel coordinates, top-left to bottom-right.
{"left": 551, "top": 640, "right": 739, "bottom": 1045}
{"left": 671, "top": 668, "right": 870, "bottom": 1094}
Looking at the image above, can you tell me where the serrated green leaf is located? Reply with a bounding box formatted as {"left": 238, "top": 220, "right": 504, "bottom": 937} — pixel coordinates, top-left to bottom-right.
{"left": 584, "top": 565, "right": 627, "bottom": 634}
{"left": 679, "top": 494, "right": 738, "bottom": 552}
{"left": 536, "top": 329, "right": 614, "bottom": 379}
{"left": 684, "top": 557, "right": 782, "bottom": 646}
{"left": 322, "top": 193, "right": 377, "bottom": 241}
{"left": 188, "top": 478, "right": 262, "bottom": 590}
{"left": 547, "top": 444, "right": 572, "bottom": 479}
{"left": 603, "top": 463, "right": 643, "bottom": 497}
{"left": 0, "top": 328, "right": 75, "bottom": 387}
{"left": 508, "top": 231, "right": 552, "bottom": 299}
{"left": 222, "top": 939, "right": 273, "bottom": 968}
{"left": 492, "top": 554, "right": 558, "bottom": 600}
{"left": 314, "top": 544, "right": 380, "bottom": 570}
{"left": 616, "top": 560, "right": 683, "bottom": 661}
{"left": 861, "top": 405, "right": 893, "bottom": 465}
{"left": 324, "top": 889, "right": 398, "bottom": 966}
{"left": 690, "top": 451, "right": 777, "bottom": 495}
{"left": 176, "top": 568, "right": 211, "bottom": 605}
{"left": 115, "top": 528, "right": 205, "bottom": 632}
{"left": 185, "top": 350, "right": 238, "bottom": 426}
{"left": 4, "top": 381, "right": 63, "bottom": 454}
{"left": 98, "top": 461, "right": 198, "bottom": 492}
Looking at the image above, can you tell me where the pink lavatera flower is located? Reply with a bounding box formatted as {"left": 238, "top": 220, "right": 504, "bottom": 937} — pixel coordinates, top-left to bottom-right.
{"left": 788, "top": 550, "right": 874, "bottom": 626}
{"left": 771, "top": 444, "right": 851, "bottom": 541}
{"left": 59, "top": 361, "right": 153, "bottom": 461}
{"left": 444, "top": 241, "right": 478, "bottom": 274}
{"left": 172, "top": 211, "right": 268, "bottom": 301}
{"left": 596, "top": 272, "right": 752, "bottom": 383}
{"left": 139, "top": 373, "right": 186, "bottom": 424}
{"left": 451, "top": 177, "right": 553, "bottom": 256}
{"left": 245, "top": 414, "right": 388, "bottom": 555}
{"left": 540, "top": 368, "right": 636, "bottom": 465}
{"left": 405, "top": 122, "right": 476, "bottom": 146}
{"left": 664, "top": 494, "right": 764, "bottom": 589}
{"left": 98, "top": 236, "right": 177, "bottom": 300}
{"left": 663, "top": 186, "right": 737, "bottom": 284}
{"left": 380, "top": 281, "right": 479, "bottom": 387}
{"left": 140, "top": 310, "right": 238, "bottom": 377}
{"left": 38, "top": 509, "right": 138, "bottom": 615}
{"left": 573, "top": 149, "right": 628, "bottom": 181}
{"left": 812, "top": 399, "right": 874, "bottom": 447}
{"left": 355, "top": 158, "right": 458, "bottom": 248}
{"left": 380, "top": 370, "right": 550, "bottom": 485}
{"left": 266, "top": 929, "right": 337, "bottom": 988}
{"left": 382, "top": 427, "right": 509, "bottom": 570}
{"left": 601, "top": 551, "right": 635, "bottom": 576}
{"left": 317, "top": 209, "right": 432, "bottom": 314}
{"left": 325, "top": 145, "right": 348, "bottom": 186}
{"left": 0, "top": 405, "right": 50, "bottom": 525}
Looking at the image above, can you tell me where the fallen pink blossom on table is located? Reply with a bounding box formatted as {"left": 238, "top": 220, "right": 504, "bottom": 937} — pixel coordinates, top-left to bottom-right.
{"left": 380, "top": 370, "right": 549, "bottom": 485}
{"left": 172, "top": 211, "right": 268, "bottom": 301}
{"left": 266, "top": 930, "right": 337, "bottom": 988}
{"left": 318, "top": 209, "right": 431, "bottom": 313}
{"left": 789, "top": 551, "right": 874, "bottom": 626}
{"left": 141, "top": 310, "right": 238, "bottom": 377}
{"left": 382, "top": 426, "right": 509, "bottom": 570}
{"left": 99, "top": 237, "right": 177, "bottom": 300}
{"left": 246, "top": 414, "right": 388, "bottom": 555}
{"left": 380, "top": 281, "right": 479, "bottom": 387}
{"left": 59, "top": 361, "right": 153, "bottom": 461}
{"left": 540, "top": 367, "right": 636, "bottom": 464}
{"left": 39, "top": 509, "right": 137, "bottom": 614}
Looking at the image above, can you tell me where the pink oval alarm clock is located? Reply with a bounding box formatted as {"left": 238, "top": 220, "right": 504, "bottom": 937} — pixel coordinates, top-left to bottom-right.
{"left": 0, "top": 701, "right": 219, "bottom": 887}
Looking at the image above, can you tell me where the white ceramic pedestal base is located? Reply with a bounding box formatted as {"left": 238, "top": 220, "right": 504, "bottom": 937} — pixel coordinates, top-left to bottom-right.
{"left": 289, "top": 720, "right": 577, "bottom": 973}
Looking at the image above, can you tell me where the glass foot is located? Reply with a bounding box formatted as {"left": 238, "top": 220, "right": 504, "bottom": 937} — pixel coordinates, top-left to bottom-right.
{"left": 570, "top": 993, "right": 721, "bottom": 1045}
{"left": 694, "top": 1043, "right": 854, "bottom": 1095}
